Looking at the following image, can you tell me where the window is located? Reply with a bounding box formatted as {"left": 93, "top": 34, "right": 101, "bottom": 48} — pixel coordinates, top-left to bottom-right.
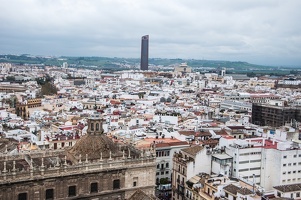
{"left": 157, "top": 164, "right": 160, "bottom": 169}
{"left": 96, "top": 123, "right": 99, "bottom": 131}
{"left": 283, "top": 156, "right": 287, "bottom": 158}
{"left": 283, "top": 164, "right": 286, "bottom": 167}
{"left": 166, "top": 163, "right": 169, "bottom": 168}
{"left": 133, "top": 181, "right": 137, "bottom": 187}
{"left": 288, "top": 163, "right": 291, "bottom": 166}
{"left": 113, "top": 179, "right": 120, "bottom": 190}
{"left": 161, "top": 171, "right": 164, "bottom": 175}
{"left": 90, "top": 182, "right": 98, "bottom": 193}
{"left": 166, "top": 171, "right": 169, "bottom": 174}
{"left": 91, "top": 123, "right": 94, "bottom": 131}
{"left": 283, "top": 172, "right": 286, "bottom": 175}
{"left": 68, "top": 185, "right": 76, "bottom": 197}
{"left": 45, "top": 189, "right": 54, "bottom": 200}
{"left": 225, "top": 193, "right": 228, "bottom": 198}
{"left": 296, "top": 192, "right": 300, "bottom": 197}
{"left": 293, "top": 171, "right": 296, "bottom": 174}
{"left": 294, "top": 155, "right": 297, "bottom": 158}
{"left": 18, "top": 193, "right": 27, "bottom": 200}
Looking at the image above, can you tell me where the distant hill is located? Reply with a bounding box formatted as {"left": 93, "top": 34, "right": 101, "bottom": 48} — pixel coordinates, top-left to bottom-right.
{"left": 0, "top": 54, "right": 296, "bottom": 75}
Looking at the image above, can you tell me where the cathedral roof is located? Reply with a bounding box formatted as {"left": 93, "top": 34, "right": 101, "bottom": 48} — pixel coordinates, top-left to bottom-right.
{"left": 128, "top": 189, "right": 157, "bottom": 200}
{"left": 69, "top": 134, "right": 121, "bottom": 160}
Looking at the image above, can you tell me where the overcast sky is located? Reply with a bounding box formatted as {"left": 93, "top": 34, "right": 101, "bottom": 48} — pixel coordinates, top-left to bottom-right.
{"left": 0, "top": 0, "right": 300, "bottom": 66}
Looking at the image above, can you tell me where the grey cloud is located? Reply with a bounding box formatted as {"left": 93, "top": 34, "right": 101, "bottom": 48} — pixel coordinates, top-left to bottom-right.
{"left": 0, "top": 0, "right": 300, "bottom": 66}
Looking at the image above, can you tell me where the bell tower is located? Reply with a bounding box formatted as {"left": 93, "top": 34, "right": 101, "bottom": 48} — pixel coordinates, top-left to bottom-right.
{"left": 87, "top": 114, "right": 104, "bottom": 135}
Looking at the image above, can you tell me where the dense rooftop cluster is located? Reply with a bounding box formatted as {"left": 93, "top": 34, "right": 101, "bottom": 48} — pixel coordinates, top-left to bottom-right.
{"left": 1, "top": 62, "right": 301, "bottom": 200}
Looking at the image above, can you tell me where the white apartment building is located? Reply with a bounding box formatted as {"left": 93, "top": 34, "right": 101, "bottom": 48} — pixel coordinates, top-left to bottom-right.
{"left": 261, "top": 141, "right": 301, "bottom": 191}
{"left": 274, "top": 183, "right": 301, "bottom": 199}
{"left": 154, "top": 139, "right": 190, "bottom": 184}
{"left": 224, "top": 140, "right": 262, "bottom": 185}
{"left": 220, "top": 136, "right": 301, "bottom": 192}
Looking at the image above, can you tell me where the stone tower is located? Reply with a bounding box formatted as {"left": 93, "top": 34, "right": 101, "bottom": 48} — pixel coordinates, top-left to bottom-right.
{"left": 87, "top": 113, "right": 104, "bottom": 135}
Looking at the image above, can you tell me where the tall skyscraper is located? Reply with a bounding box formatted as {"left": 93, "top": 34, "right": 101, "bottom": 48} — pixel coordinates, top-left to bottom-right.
{"left": 140, "top": 35, "right": 149, "bottom": 70}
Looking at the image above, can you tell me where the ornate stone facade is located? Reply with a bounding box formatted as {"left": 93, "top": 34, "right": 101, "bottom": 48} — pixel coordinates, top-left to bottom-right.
{"left": 0, "top": 114, "right": 156, "bottom": 200}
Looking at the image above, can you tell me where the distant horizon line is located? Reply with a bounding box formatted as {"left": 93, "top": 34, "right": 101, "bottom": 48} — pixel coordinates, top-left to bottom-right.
{"left": 0, "top": 53, "right": 300, "bottom": 68}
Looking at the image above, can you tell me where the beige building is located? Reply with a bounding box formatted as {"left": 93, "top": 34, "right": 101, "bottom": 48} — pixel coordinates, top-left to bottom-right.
{"left": 16, "top": 98, "right": 42, "bottom": 120}
{"left": 174, "top": 63, "right": 192, "bottom": 75}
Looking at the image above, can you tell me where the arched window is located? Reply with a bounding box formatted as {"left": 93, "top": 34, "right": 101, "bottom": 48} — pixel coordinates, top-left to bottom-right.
{"left": 91, "top": 123, "right": 94, "bottom": 131}
{"left": 96, "top": 123, "right": 99, "bottom": 131}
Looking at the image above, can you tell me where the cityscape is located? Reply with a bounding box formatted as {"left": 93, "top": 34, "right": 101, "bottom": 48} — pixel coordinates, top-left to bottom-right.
{"left": 1, "top": 1, "right": 301, "bottom": 200}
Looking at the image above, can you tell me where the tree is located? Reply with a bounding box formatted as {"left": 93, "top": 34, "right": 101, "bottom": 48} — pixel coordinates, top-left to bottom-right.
{"left": 159, "top": 177, "right": 169, "bottom": 184}
{"left": 160, "top": 97, "right": 166, "bottom": 102}
{"left": 6, "top": 76, "right": 15, "bottom": 81}
{"left": 41, "top": 82, "right": 58, "bottom": 95}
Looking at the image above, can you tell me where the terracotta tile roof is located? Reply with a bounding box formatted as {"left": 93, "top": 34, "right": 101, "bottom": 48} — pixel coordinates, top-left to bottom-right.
{"left": 195, "top": 131, "right": 212, "bottom": 137}
{"left": 227, "top": 126, "right": 245, "bottom": 130}
{"left": 181, "top": 145, "right": 203, "bottom": 156}
{"left": 215, "top": 129, "right": 228, "bottom": 135}
{"left": 274, "top": 183, "right": 301, "bottom": 193}
{"left": 156, "top": 141, "right": 188, "bottom": 148}
{"left": 178, "top": 131, "right": 196, "bottom": 136}
{"left": 128, "top": 189, "right": 156, "bottom": 200}
{"left": 238, "top": 187, "right": 253, "bottom": 195}
{"left": 200, "top": 139, "right": 219, "bottom": 145}
{"left": 224, "top": 184, "right": 240, "bottom": 195}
